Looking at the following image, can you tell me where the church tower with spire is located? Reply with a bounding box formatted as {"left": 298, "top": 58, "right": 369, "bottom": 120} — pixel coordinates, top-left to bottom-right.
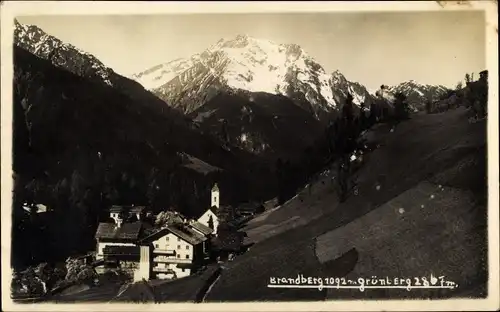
{"left": 211, "top": 183, "right": 220, "bottom": 209}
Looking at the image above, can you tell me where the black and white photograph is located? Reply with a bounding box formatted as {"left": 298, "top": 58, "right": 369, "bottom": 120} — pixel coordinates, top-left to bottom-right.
{"left": 1, "top": 1, "right": 498, "bottom": 311}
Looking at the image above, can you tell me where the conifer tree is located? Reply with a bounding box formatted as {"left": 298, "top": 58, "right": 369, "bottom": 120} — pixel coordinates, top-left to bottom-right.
{"left": 207, "top": 215, "right": 214, "bottom": 230}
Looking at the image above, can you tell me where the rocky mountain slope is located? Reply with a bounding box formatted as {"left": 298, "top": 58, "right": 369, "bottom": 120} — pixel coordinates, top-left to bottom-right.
{"left": 13, "top": 45, "right": 281, "bottom": 266}
{"left": 133, "top": 35, "right": 376, "bottom": 117}
{"left": 11, "top": 23, "right": 287, "bottom": 268}
{"left": 134, "top": 35, "right": 335, "bottom": 116}
{"left": 13, "top": 20, "right": 273, "bottom": 181}
{"left": 188, "top": 90, "right": 324, "bottom": 160}
{"left": 330, "top": 70, "right": 375, "bottom": 108}
{"left": 14, "top": 19, "right": 115, "bottom": 86}
{"left": 133, "top": 35, "right": 378, "bottom": 157}
{"left": 388, "top": 80, "right": 450, "bottom": 110}
{"left": 14, "top": 19, "right": 192, "bottom": 125}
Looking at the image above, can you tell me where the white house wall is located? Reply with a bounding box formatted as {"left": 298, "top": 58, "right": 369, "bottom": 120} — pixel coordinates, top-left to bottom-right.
{"left": 110, "top": 212, "right": 120, "bottom": 223}
{"left": 152, "top": 232, "right": 195, "bottom": 279}
{"left": 198, "top": 210, "right": 219, "bottom": 233}
{"left": 152, "top": 233, "right": 194, "bottom": 260}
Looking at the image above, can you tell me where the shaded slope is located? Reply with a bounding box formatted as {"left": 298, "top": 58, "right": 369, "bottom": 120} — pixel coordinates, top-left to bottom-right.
{"left": 11, "top": 46, "right": 275, "bottom": 269}
{"left": 189, "top": 90, "right": 324, "bottom": 161}
{"left": 205, "top": 108, "right": 487, "bottom": 301}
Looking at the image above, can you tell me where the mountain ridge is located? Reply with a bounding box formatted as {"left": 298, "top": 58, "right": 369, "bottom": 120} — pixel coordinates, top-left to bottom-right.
{"left": 132, "top": 35, "right": 376, "bottom": 118}
{"left": 14, "top": 19, "right": 115, "bottom": 86}
{"left": 388, "top": 80, "right": 450, "bottom": 110}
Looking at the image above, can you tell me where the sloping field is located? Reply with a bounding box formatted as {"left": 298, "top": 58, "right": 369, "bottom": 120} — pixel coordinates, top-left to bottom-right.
{"left": 205, "top": 107, "right": 487, "bottom": 302}
{"left": 316, "top": 181, "right": 487, "bottom": 300}
{"left": 244, "top": 108, "right": 484, "bottom": 244}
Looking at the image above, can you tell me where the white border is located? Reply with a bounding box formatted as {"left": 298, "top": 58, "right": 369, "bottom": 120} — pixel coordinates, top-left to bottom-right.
{"left": 1, "top": 1, "right": 498, "bottom": 311}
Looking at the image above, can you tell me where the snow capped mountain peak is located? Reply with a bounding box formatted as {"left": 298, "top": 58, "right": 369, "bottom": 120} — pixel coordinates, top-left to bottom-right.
{"left": 14, "top": 20, "right": 115, "bottom": 86}
{"left": 328, "top": 70, "right": 374, "bottom": 107}
{"left": 331, "top": 70, "right": 348, "bottom": 84}
{"left": 209, "top": 34, "right": 261, "bottom": 50}
{"left": 133, "top": 35, "right": 342, "bottom": 114}
{"left": 387, "top": 80, "right": 451, "bottom": 110}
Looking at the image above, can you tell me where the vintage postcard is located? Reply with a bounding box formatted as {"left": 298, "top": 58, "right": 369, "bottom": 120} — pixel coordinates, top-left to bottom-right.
{"left": 1, "top": 1, "right": 498, "bottom": 311}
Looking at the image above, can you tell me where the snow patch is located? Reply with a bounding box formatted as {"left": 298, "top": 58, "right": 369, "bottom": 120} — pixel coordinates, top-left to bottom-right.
{"left": 132, "top": 35, "right": 342, "bottom": 110}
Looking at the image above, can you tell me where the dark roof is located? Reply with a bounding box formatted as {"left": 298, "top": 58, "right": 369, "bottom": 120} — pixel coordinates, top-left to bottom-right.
{"left": 189, "top": 221, "right": 214, "bottom": 236}
{"left": 95, "top": 222, "right": 143, "bottom": 241}
{"left": 103, "top": 245, "right": 140, "bottom": 257}
{"left": 209, "top": 206, "right": 218, "bottom": 214}
{"left": 142, "top": 223, "right": 157, "bottom": 237}
{"left": 138, "top": 223, "right": 207, "bottom": 246}
{"left": 110, "top": 205, "right": 146, "bottom": 214}
{"left": 130, "top": 206, "right": 146, "bottom": 213}
{"left": 110, "top": 206, "right": 124, "bottom": 213}
{"left": 137, "top": 227, "right": 168, "bottom": 244}
{"left": 167, "top": 223, "right": 207, "bottom": 246}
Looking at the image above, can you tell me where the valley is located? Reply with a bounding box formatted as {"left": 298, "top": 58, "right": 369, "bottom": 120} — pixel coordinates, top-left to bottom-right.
{"left": 8, "top": 17, "right": 489, "bottom": 304}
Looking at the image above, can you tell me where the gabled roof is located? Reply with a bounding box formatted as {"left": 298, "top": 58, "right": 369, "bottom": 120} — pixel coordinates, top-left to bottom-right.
{"left": 189, "top": 221, "right": 214, "bottom": 236}
{"left": 95, "top": 222, "right": 143, "bottom": 241}
{"left": 137, "top": 228, "right": 170, "bottom": 245}
{"left": 130, "top": 206, "right": 146, "bottom": 213}
{"left": 167, "top": 223, "right": 207, "bottom": 246}
{"left": 110, "top": 205, "right": 146, "bottom": 214}
{"left": 109, "top": 205, "right": 124, "bottom": 213}
{"left": 138, "top": 222, "right": 207, "bottom": 246}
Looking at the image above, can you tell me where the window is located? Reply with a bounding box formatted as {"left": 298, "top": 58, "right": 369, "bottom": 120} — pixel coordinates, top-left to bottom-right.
{"left": 177, "top": 245, "right": 180, "bottom": 249}
{"left": 185, "top": 245, "right": 189, "bottom": 250}
{"left": 177, "top": 254, "right": 180, "bottom": 258}
{"left": 155, "top": 244, "right": 159, "bottom": 248}
{"left": 182, "top": 269, "right": 185, "bottom": 272}
{"left": 177, "top": 237, "right": 181, "bottom": 242}
{"left": 185, "top": 255, "right": 189, "bottom": 259}
{"left": 213, "top": 197, "right": 217, "bottom": 202}
{"left": 165, "top": 237, "right": 169, "bottom": 241}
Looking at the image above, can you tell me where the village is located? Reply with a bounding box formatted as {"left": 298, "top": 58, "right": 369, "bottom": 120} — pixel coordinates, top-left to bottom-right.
{"left": 93, "top": 183, "right": 261, "bottom": 282}
{"left": 11, "top": 68, "right": 489, "bottom": 301}
{"left": 12, "top": 182, "right": 267, "bottom": 301}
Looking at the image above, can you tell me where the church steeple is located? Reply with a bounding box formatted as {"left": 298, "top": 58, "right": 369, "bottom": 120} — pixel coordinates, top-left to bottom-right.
{"left": 211, "top": 183, "right": 220, "bottom": 208}
{"left": 212, "top": 183, "right": 219, "bottom": 192}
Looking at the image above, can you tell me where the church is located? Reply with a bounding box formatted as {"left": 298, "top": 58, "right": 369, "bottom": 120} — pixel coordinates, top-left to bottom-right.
{"left": 197, "top": 183, "right": 221, "bottom": 234}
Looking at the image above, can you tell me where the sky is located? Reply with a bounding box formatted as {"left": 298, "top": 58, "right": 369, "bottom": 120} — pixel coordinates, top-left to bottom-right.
{"left": 17, "top": 11, "right": 486, "bottom": 91}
